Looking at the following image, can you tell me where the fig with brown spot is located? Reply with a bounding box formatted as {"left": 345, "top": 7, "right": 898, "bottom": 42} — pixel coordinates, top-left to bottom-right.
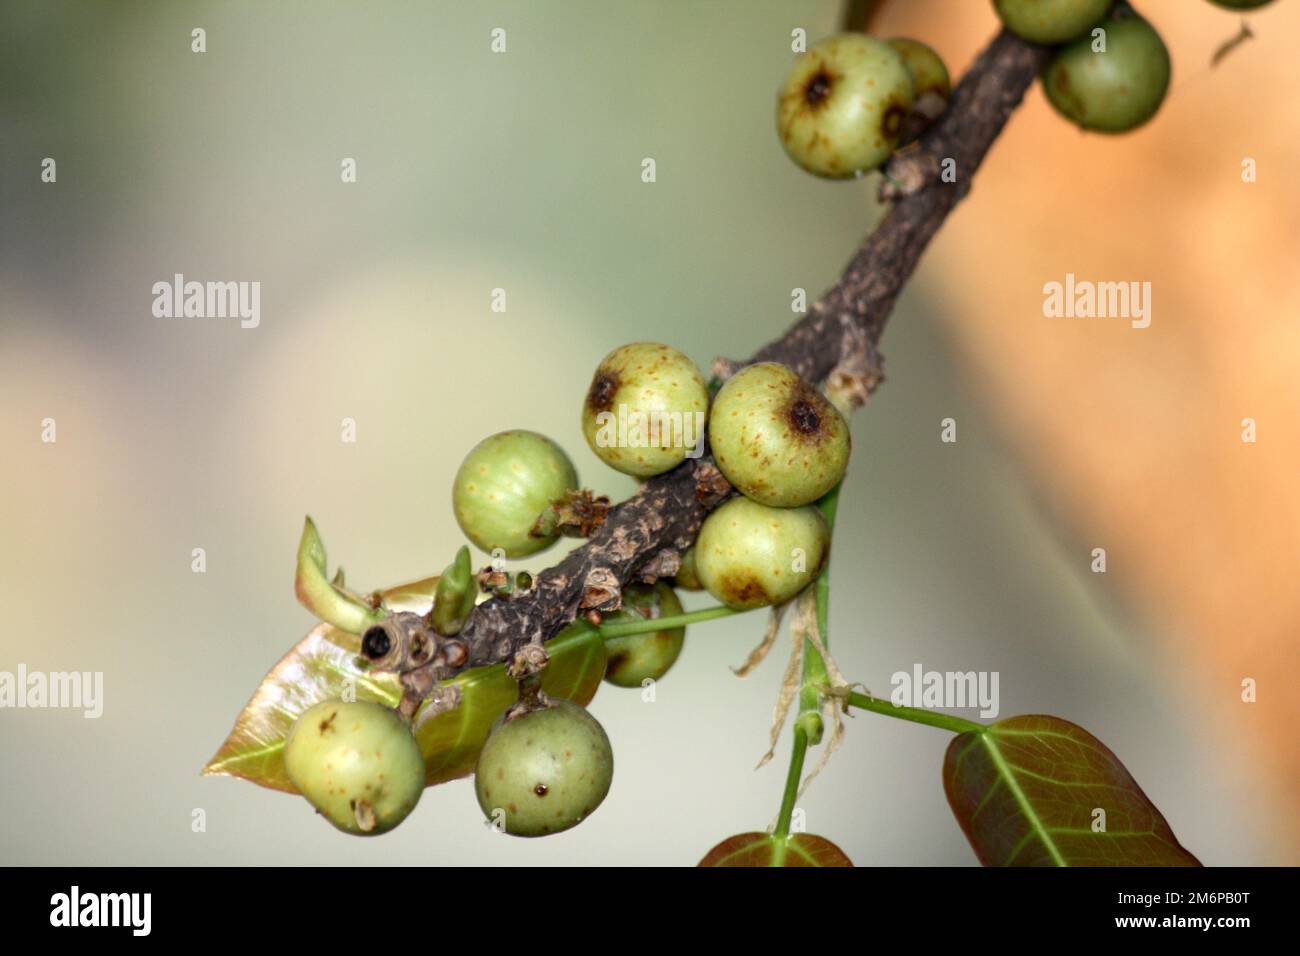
{"left": 581, "top": 342, "right": 709, "bottom": 477}
{"left": 284, "top": 700, "right": 424, "bottom": 836}
{"left": 776, "top": 33, "right": 913, "bottom": 179}
{"left": 708, "top": 362, "right": 850, "bottom": 508}
{"left": 474, "top": 698, "right": 613, "bottom": 837}
{"left": 694, "top": 497, "right": 830, "bottom": 610}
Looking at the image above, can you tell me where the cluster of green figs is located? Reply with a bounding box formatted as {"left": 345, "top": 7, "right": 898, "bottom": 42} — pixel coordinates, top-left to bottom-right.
{"left": 282, "top": 0, "right": 1272, "bottom": 855}
{"left": 281, "top": 343, "right": 851, "bottom": 839}
{"left": 779, "top": 0, "right": 1271, "bottom": 180}
{"left": 454, "top": 343, "right": 849, "bottom": 610}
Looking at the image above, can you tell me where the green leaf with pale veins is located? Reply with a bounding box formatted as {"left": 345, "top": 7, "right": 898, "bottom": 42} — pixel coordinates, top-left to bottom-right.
{"left": 943, "top": 715, "right": 1201, "bottom": 867}
{"left": 204, "top": 575, "right": 606, "bottom": 793}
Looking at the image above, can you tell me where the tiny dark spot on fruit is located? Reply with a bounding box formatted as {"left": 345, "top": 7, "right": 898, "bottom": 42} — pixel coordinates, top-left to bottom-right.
{"left": 534, "top": 783, "right": 549, "bottom": 797}
{"left": 318, "top": 710, "right": 338, "bottom": 734}
{"left": 587, "top": 372, "right": 618, "bottom": 413}
{"left": 509, "top": 803, "right": 518, "bottom": 814}
{"left": 804, "top": 69, "right": 833, "bottom": 108}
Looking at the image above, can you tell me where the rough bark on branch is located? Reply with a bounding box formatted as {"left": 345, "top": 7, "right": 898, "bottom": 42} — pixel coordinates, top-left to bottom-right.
{"left": 399, "top": 28, "right": 1051, "bottom": 705}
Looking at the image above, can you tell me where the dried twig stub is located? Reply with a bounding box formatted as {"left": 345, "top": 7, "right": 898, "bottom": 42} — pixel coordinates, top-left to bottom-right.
{"left": 732, "top": 602, "right": 790, "bottom": 678}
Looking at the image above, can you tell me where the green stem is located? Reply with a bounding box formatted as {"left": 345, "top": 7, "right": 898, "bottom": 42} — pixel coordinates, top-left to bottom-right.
{"left": 782, "top": 482, "right": 843, "bottom": 826}
{"left": 812, "top": 481, "right": 841, "bottom": 651}
{"left": 799, "top": 482, "right": 841, "bottom": 718}
{"left": 773, "top": 726, "right": 809, "bottom": 839}
{"left": 595, "top": 604, "right": 744, "bottom": 639}
{"left": 843, "top": 691, "right": 986, "bottom": 735}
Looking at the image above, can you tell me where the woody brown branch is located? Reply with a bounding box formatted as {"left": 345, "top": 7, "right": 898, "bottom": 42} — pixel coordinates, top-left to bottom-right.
{"left": 399, "top": 28, "right": 1051, "bottom": 707}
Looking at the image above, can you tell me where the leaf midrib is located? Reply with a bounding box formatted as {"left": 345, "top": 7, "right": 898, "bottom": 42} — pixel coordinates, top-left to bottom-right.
{"left": 980, "top": 731, "right": 1068, "bottom": 867}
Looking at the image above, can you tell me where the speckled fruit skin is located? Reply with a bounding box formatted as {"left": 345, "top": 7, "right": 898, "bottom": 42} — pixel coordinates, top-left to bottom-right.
{"left": 888, "top": 38, "right": 950, "bottom": 101}
{"left": 475, "top": 699, "right": 613, "bottom": 837}
{"left": 694, "top": 497, "right": 829, "bottom": 610}
{"left": 284, "top": 700, "right": 424, "bottom": 836}
{"left": 582, "top": 342, "right": 709, "bottom": 477}
{"left": 777, "top": 33, "right": 914, "bottom": 179}
{"left": 602, "top": 582, "right": 685, "bottom": 688}
{"left": 993, "top": 0, "right": 1114, "bottom": 45}
{"left": 452, "top": 430, "right": 578, "bottom": 558}
{"left": 709, "top": 363, "right": 850, "bottom": 508}
{"left": 1042, "top": 15, "right": 1170, "bottom": 133}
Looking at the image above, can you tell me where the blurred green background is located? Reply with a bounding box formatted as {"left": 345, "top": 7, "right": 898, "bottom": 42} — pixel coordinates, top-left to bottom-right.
{"left": 0, "top": 0, "right": 1281, "bottom": 864}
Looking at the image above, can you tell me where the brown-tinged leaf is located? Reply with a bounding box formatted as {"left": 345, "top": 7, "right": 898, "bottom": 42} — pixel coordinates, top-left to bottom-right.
{"left": 204, "top": 575, "right": 606, "bottom": 793}
{"left": 698, "top": 832, "right": 853, "bottom": 867}
{"left": 943, "top": 715, "right": 1202, "bottom": 867}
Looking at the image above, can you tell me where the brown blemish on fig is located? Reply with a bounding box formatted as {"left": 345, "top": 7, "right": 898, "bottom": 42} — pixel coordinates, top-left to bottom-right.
{"left": 586, "top": 372, "right": 618, "bottom": 413}
{"left": 783, "top": 385, "right": 834, "bottom": 445}
{"left": 719, "top": 574, "right": 772, "bottom": 607}
{"left": 318, "top": 710, "right": 338, "bottom": 735}
{"left": 534, "top": 783, "right": 549, "bottom": 797}
{"left": 789, "top": 397, "right": 821, "bottom": 434}
{"left": 354, "top": 798, "right": 377, "bottom": 833}
{"left": 804, "top": 69, "right": 833, "bottom": 108}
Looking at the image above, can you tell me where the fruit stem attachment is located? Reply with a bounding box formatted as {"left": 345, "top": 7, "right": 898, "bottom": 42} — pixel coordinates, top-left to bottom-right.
{"left": 505, "top": 645, "right": 551, "bottom": 720}
{"left": 842, "top": 691, "right": 985, "bottom": 735}
{"left": 595, "top": 604, "right": 745, "bottom": 639}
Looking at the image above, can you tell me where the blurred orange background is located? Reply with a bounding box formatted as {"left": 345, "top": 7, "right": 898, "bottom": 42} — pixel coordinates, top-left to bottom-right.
{"left": 875, "top": 0, "right": 1300, "bottom": 854}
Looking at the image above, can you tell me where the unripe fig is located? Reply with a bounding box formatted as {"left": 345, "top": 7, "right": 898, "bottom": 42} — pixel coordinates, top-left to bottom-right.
{"left": 708, "top": 362, "right": 850, "bottom": 508}
{"left": 581, "top": 343, "right": 709, "bottom": 477}
{"left": 284, "top": 700, "right": 424, "bottom": 836}
{"left": 602, "top": 581, "right": 685, "bottom": 688}
{"left": 475, "top": 699, "right": 614, "bottom": 837}
{"left": 993, "top": 0, "right": 1113, "bottom": 45}
{"left": 1206, "top": 0, "right": 1273, "bottom": 8}
{"left": 694, "top": 497, "right": 829, "bottom": 609}
{"left": 452, "top": 430, "right": 578, "bottom": 558}
{"left": 777, "top": 33, "right": 913, "bottom": 179}
{"left": 888, "top": 38, "right": 950, "bottom": 138}
{"left": 1041, "top": 13, "right": 1170, "bottom": 133}
{"left": 674, "top": 546, "right": 704, "bottom": 591}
